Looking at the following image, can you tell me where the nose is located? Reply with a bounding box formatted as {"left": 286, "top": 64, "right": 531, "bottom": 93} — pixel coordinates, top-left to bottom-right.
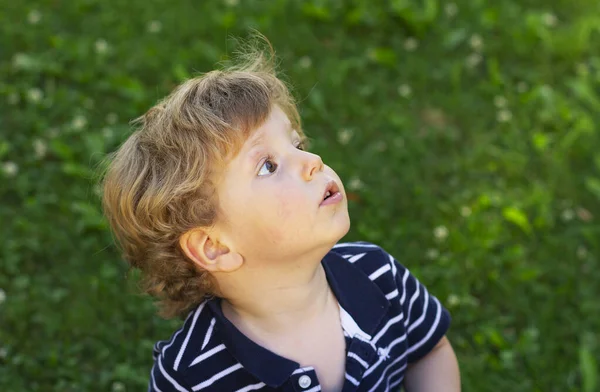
{"left": 302, "top": 151, "right": 324, "bottom": 181}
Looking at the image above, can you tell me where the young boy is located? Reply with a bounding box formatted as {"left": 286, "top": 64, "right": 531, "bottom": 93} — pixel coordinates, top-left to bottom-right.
{"left": 101, "top": 38, "right": 460, "bottom": 392}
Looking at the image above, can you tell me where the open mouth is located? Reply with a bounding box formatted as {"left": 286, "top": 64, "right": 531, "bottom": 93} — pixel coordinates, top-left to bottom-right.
{"left": 322, "top": 180, "right": 340, "bottom": 201}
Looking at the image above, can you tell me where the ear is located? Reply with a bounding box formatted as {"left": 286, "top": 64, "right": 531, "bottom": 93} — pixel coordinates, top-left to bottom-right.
{"left": 179, "top": 228, "right": 243, "bottom": 273}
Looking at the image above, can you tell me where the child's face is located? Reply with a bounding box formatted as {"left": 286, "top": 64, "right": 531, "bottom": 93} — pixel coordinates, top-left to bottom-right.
{"left": 213, "top": 105, "right": 350, "bottom": 269}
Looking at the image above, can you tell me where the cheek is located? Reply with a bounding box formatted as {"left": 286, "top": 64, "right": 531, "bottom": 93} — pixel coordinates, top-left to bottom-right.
{"left": 272, "top": 185, "right": 309, "bottom": 222}
{"left": 235, "top": 182, "right": 314, "bottom": 248}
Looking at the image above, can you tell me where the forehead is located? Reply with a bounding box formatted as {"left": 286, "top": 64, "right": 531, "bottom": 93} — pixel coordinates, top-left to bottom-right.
{"left": 245, "top": 106, "right": 294, "bottom": 149}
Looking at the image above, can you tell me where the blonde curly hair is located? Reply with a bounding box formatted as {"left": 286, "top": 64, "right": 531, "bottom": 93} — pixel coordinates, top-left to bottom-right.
{"left": 100, "top": 36, "right": 307, "bottom": 319}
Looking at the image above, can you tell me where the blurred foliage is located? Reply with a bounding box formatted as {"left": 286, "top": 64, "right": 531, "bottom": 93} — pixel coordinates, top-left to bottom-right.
{"left": 1, "top": 0, "right": 599, "bottom": 391}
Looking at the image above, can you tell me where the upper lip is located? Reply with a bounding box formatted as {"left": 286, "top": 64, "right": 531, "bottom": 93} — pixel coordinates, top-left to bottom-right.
{"left": 321, "top": 179, "right": 340, "bottom": 203}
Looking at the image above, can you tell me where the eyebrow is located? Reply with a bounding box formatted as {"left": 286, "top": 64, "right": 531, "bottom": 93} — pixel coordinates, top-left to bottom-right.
{"left": 246, "top": 125, "right": 296, "bottom": 164}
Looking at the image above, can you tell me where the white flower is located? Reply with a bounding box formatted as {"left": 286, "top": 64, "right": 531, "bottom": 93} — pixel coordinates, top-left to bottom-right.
{"left": 93, "top": 183, "right": 103, "bottom": 197}
{"left": 469, "top": 34, "right": 483, "bottom": 51}
{"left": 27, "top": 88, "right": 43, "bottom": 103}
{"left": 28, "top": 10, "right": 42, "bottom": 24}
{"left": 33, "top": 138, "right": 47, "bottom": 159}
{"left": 426, "top": 248, "right": 439, "bottom": 260}
{"left": 497, "top": 109, "right": 512, "bottom": 123}
{"left": 48, "top": 127, "right": 59, "bottom": 138}
{"left": 7, "top": 92, "right": 19, "bottom": 105}
{"left": 444, "top": 3, "right": 458, "bottom": 18}
{"left": 106, "top": 112, "right": 118, "bottom": 124}
{"left": 83, "top": 98, "right": 95, "bottom": 109}
{"left": 403, "top": 38, "right": 419, "bottom": 51}
{"left": 12, "top": 53, "right": 32, "bottom": 70}
{"left": 397, "top": 84, "right": 412, "bottom": 98}
{"left": 465, "top": 53, "right": 482, "bottom": 68}
{"left": 72, "top": 115, "right": 87, "bottom": 130}
{"left": 394, "top": 137, "right": 405, "bottom": 148}
{"left": 298, "top": 56, "right": 312, "bottom": 69}
{"left": 433, "top": 225, "right": 449, "bottom": 241}
{"left": 347, "top": 176, "right": 363, "bottom": 191}
{"left": 147, "top": 20, "right": 162, "bottom": 33}
{"left": 561, "top": 209, "right": 574, "bottom": 221}
{"left": 337, "top": 129, "right": 353, "bottom": 145}
{"left": 111, "top": 381, "right": 125, "bottom": 392}
{"left": 494, "top": 96, "right": 507, "bottom": 108}
{"left": 0, "top": 288, "right": 5, "bottom": 304}
{"left": 102, "top": 127, "right": 113, "bottom": 139}
{"left": 447, "top": 294, "right": 460, "bottom": 306}
{"left": 2, "top": 162, "right": 18, "bottom": 177}
{"left": 516, "top": 82, "right": 528, "bottom": 93}
{"left": 373, "top": 140, "right": 387, "bottom": 152}
{"left": 542, "top": 12, "right": 557, "bottom": 27}
{"left": 460, "top": 206, "right": 472, "bottom": 217}
{"left": 577, "top": 246, "right": 587, "bottom": 259}
{"left": 95, "top": 39, "right": 109, "bottom": 55}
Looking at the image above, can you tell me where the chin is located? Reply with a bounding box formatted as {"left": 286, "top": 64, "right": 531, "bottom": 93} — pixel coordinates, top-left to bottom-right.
{"left": 337, "top": 210, "right": 351, "bottom": 239}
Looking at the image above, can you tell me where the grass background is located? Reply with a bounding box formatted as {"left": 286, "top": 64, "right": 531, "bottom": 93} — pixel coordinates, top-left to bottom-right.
{"left": 1, "top": 0, "right": 599, "bottom": 391}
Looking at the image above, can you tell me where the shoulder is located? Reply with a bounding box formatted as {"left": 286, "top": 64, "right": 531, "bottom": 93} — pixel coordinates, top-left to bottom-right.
{"left": 329, "top": 241, "right": 403, "bottom": 293}
{"left": 150, "top": 301, "right": 230, "bottom": 390}
{"left": 330, "top": 240, "right": 400, "bottom": 277}
{"left": 330, "top": 240, "right": 389, "bottom": 262}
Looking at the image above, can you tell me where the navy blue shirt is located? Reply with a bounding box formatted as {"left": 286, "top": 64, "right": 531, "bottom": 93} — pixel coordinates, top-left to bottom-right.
{"left": 148, "top": 241, "right": 451, "bottom": 391}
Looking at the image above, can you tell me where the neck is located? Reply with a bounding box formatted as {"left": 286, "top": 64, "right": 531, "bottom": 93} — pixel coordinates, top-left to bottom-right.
{"left": 219, "top": 262, "right": 333, "bottom": 335}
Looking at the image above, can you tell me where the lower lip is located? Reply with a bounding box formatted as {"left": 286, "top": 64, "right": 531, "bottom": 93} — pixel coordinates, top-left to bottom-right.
{"left": 320, "top": 192, "right": 343, "bottom": 206}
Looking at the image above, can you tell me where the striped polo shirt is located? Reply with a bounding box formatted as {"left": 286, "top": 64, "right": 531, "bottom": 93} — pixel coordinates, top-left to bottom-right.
{"left": 148, "top": 241, "right": 451, "bottom": 391}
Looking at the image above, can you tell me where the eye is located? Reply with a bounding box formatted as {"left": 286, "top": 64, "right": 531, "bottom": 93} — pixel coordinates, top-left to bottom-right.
{"left": 256, "top": 140, "right": 307, "bottom": 177}
{"left": 257, "top": 154, "right": 277, "bottom": 177}
{"left": 295, "top": 140, "right": 306, "bottom": 151}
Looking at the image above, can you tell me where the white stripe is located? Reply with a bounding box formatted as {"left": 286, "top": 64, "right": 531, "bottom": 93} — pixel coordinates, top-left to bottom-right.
{"left": 174, "top": 302, "right": 205, "bottom": 370}
{"left": 372, "top": 312, "right": 404, "bottom": 344}
{"left": 189, "top": 344, "right": 226, "bottom": 367}
{"left": 150, "top": 365, "right": 163, "bottom": 392}
{"left": 304, "top": 386, "right": 321, "bottom": 392}
{"left": 157, "top": 355, "right": 188, "bottom": 392}
{"left": 345, "top": 372, "right": 360, "bottom": 386}
{"left": 367, "top": 352, "right": 408, "bottom": 392}
{"left": 192, "top": 363, "right": 244, "bottom": 391}
{"left": 339, "top": 304, "right": 372, "bottom": 340}
{"left": 368, "top": 264, "right": 391, "bottom": 281}
{"left": 333, "top": 242, "right": 379, "bottom": 249}
{"left": 348, "top": 252, "right": 367, "bottom": 263}
{"left": 404, "top": 284, "right": 421, "bottom": 327}
{"left": 347, "top": 352, "right": 369, "bottom": 368}
{"left": 407, "top": 290, "right": 429, "bottom": 333}
{"left": 388, "top": 254, "right": 397, "bottom": 277}
{"left": 407, "top": 297, "right": 442, "bottom": 354}
{"left": 389, "top": 376, "right": 405, "bottom": 391}
{"left": 292, "top": 366, "right": 314, "bottom": 374}
{"left": 161, "top": 329, "right": 183, "bottom": 358}
{"left": 235, "top": 382, "right": 266, "bottom": 392}
{"left": 387, "top": 364, "right": 408, "bottom": 391}
{"left": 161, "top": 306, "right": 198, "bottom": 356}
{"left": 385, "top": 289, "right": 399, "bottom": 300}
{"left": 201, "top": 318, "right": 216, "bottom": 350}
{"left": 399, "top": 269, "right": 409, "bottom": 306}
{"left": 363, "top": 333, "right": 407, "bottom": 378}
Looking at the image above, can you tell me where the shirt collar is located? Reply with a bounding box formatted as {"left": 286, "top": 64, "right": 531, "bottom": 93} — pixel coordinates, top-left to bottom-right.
{"left": 206, "top": 249, "right": 389, "bottom": 387}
